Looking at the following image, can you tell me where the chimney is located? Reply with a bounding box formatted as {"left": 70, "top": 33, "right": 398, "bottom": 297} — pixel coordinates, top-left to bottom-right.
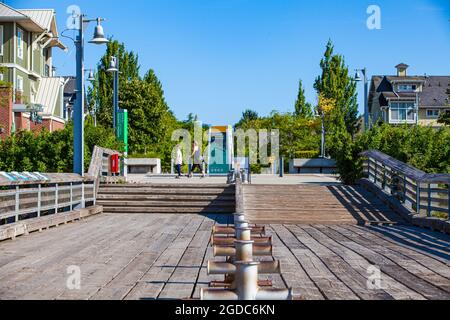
{"left": 395, "top": 63, "right": 409, "bottom": 77}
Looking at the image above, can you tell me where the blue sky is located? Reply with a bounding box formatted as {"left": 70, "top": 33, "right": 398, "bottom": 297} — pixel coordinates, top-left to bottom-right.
{"left": 10, "top": 0, "right": 450, "bottom": 125}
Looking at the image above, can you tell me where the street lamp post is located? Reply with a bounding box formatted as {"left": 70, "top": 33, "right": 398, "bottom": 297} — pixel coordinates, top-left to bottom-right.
{"left": 320, "top": 113, "right": 325, "bottom": 158}
{"left": 106, "top": 56, "right": 119, "bottom": 134}
{"left": 355, "top": 68, "right": 369, "bottom": 131}
{"left": 86, "top": 69, "right": 97, "bottom": 127}
{"left": 73, "top": 15, "right": 108, "bottom": 176}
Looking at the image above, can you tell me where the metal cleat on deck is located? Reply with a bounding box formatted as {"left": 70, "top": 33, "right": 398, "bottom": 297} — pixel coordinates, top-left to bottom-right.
{"left": 211, "top": 235, "right": 272, "bottom": 246}
{"left": 202, "top": 235, "right": 292, "bottom": 300}
{"left": 203, "top": 211, "right": 293, "bottom": 301}
{"left": 201, "top": 261, "right": 293, "bottom": 300}
{"left": 212, "top": 225, "right": 265, "bottom": 235}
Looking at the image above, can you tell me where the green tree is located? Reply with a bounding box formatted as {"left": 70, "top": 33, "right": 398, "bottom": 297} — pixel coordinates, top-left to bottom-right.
{"left": 0, "top": 121, "right": 121, "bottom": 173}
{"left": 314, "top": 40, "right": 359, "bottom": 136}
{"left": 119, "top": 78, "right": 177, "bottom": 157}
{"left": 236, "top": 109, "right": 259, "bottom": 127}
{"left": 89, "top": 39, "right": 140, "bottom": 128}
{"left": 294, "top": 80, "right": 313, "bottom": 118}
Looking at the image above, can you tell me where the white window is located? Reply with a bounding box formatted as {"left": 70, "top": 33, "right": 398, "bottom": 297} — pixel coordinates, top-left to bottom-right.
{"left": 397, "top": 84, "right": 417, "bottom": 92}
{"left": 17, "top": 28, "right": 23, "bottom": 60}
{"left": 0, "top": 25, "right": 3, "bottom": 56}
{"left": 426, "top": 109, "right": 440, "bottom": 119}
{"left": 390, "top": 102, "right": 416, "bottom": 123}
{"left": 16, "top": 75, "right": 23, "bottom": 92}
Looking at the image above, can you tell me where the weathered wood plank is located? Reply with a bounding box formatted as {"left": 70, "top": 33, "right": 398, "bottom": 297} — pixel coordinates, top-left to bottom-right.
{"left": 124, "top": 215, "right": 206, "bottom": 300}
{"left": 271, "top": 224, "right": 359, "bottom": 300}
{"left": 310, "top": 225, "right": 426, "bottom": 300}
{"left": 327, "top": 225, "right": 450, "bottom": 300}
{"left": 287, "top": 225, "right": 394, "bottom": 300}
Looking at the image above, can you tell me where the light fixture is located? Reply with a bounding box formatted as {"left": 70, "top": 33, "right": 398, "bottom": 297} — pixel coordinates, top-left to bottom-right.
{"left": 354, "top": 71, "right": 362, "bottom": 82}
{"left": 89, "top": 18, "right": 109, "bottom": 45}
{"left": 106, "top": 56, "right": 118, "bottom": 73}
{"left": 87, "top": 70, "right": 95, "bottom": 82}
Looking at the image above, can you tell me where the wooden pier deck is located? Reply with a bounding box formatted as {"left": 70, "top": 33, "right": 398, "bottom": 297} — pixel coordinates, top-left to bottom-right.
{"left": 1, "top": 213, "right": 449, "bottom": 300}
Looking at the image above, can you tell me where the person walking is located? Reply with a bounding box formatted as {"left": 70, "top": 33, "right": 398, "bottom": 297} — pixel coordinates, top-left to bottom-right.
{"left": 175, "top": 144, "right": 183, "bottom": 179}
{"left": 188, "top": 141, "right": 205, "bottom": 178}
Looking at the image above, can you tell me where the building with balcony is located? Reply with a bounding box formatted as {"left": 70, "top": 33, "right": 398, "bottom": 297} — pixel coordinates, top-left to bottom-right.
{"left": 368, "top": 64, "right": 450, "bottom": 127}
{"left": 0, "top": 2, "right": 67, "bottom": 138}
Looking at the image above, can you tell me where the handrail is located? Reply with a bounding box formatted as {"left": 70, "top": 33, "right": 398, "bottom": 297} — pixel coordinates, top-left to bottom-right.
{"left": 0, "top": 146, "right": 121, "bottom": 226}
{"left": 0, "top": 178, "right": 95, "bottom": 225}
{"left": 361, "top": 150, "right": 450, "bottom": 184}
{"left": 360, "top": 150, "right": 450, "bottom": 221}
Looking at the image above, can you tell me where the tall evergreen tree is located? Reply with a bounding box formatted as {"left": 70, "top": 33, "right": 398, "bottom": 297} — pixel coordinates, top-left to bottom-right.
{"left": 89, "top": 39, "right": 140, "bottom": 128}
{"left": 314, "top": 40, "right": 359, "bottom": 135}
{"left": 294, "top": 80, "right": 313, "bottom": 118}
{"left": 88, "top": 38, "right": 178, "bottom": 167}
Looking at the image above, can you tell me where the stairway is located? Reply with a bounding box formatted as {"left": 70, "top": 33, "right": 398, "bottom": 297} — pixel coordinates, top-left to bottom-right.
{"left": 97, "top": 183, "right": 236, "bottom": 214}
{"left": 243, "top": 184, "right": 404, "bottom": 225}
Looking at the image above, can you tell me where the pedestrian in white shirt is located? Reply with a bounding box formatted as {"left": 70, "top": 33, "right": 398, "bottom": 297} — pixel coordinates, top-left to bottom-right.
{"left": 175, "top": 144, "right": 183, "bottom": 179}
{"left": 188, "top": 141, "right": 205, "bottom": 178}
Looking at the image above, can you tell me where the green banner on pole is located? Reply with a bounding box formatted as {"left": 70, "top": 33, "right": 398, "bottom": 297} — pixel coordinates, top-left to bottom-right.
{"left": 117, "top": 109, "right": 128, "bottom": 154}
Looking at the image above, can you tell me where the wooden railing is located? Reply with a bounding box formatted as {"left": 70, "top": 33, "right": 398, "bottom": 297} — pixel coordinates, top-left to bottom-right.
{"left": 0, "top": 173, "right": 95, "bottom": 225}
{"left": 361, "top": 150, "right": 450, "bottom": 220}
{"left": 88, "top": 146, "right": 122, "bottom": 198}
{"left": 0, "top": 146, "right": 122, "bottom": 226}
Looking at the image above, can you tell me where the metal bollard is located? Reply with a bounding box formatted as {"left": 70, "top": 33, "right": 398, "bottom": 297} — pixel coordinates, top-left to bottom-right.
{"left": 213, "top": 225, "right": 265, "bottom": 235}
{"left": 214, "top": 243, "right": 272, "bottom": 257}
{"left": 201, "top": 261, "right": 293, "bottom": 301}
{"left": 211, "top": 235, "right": 272, "bottom": 246}
{"left": 235, "top": 226, "right": 252, "bottom": 241}
{"left": 208, "top": 260, "right": 281, "bottom": 275}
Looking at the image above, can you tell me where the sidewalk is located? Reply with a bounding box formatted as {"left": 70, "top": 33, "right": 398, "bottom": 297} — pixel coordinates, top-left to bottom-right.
{"left": 126, "top": 174, "right": 341, "bottom": 185}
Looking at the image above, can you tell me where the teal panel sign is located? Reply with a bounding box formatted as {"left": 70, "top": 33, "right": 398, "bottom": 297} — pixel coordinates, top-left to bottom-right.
{"left": 117, "top": 109, "right": 128, "bottom": 154}
{"left": 208, "top": 126, "right": 232, "bottom": 175}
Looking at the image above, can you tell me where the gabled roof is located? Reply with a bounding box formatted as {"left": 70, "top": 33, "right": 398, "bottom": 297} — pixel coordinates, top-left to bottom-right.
{"left": 370, "top": 75, "right": 450, "bottom": 108}
{"left": 0, "top": 3, "right": 42, "bottom": 32}
{"left": 35, "top": 77, "right": 65, "bottom": 116}
{"left": 421, "top": 76, "right": 450, "bottom": 107}
{"left": 0, "top": 3, "right": 65, "bottom": 50}
{"left": 0, "top": 3, "right": 28, "bottom": 20}
{"left": 20, "top": 9, "right": 57, "bottom": 35}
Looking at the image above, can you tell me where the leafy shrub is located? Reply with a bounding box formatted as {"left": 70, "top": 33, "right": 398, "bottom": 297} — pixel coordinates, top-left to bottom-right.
{"left": 0, "top": 118, "right": 122, "bottom": 173}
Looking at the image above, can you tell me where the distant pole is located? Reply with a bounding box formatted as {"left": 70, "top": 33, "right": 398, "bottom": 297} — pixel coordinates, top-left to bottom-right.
{"left": 320, "top": 114, "right": 325, "bottom": 158}
{"left": 363, "top": 68, "right": 369, "bottom": 131}
{"left": 108, "top": 56, "right": 119, "bottom": 135}
{"left": 279, "top": 157, "right": 284, "bottom": 178}
{"left": 355, "top": 68, "right": 369, "bottom": 131}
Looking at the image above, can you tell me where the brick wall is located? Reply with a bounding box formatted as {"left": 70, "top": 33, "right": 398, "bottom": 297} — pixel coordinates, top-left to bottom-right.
{"left": 0, "top": 86, "right": 13, "bottom": 139}
{"left": 14, "top": 113, "right": 30, "bottom": 132}
{"left": 30, "top": 118, "right": 65, "bottom": 133}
